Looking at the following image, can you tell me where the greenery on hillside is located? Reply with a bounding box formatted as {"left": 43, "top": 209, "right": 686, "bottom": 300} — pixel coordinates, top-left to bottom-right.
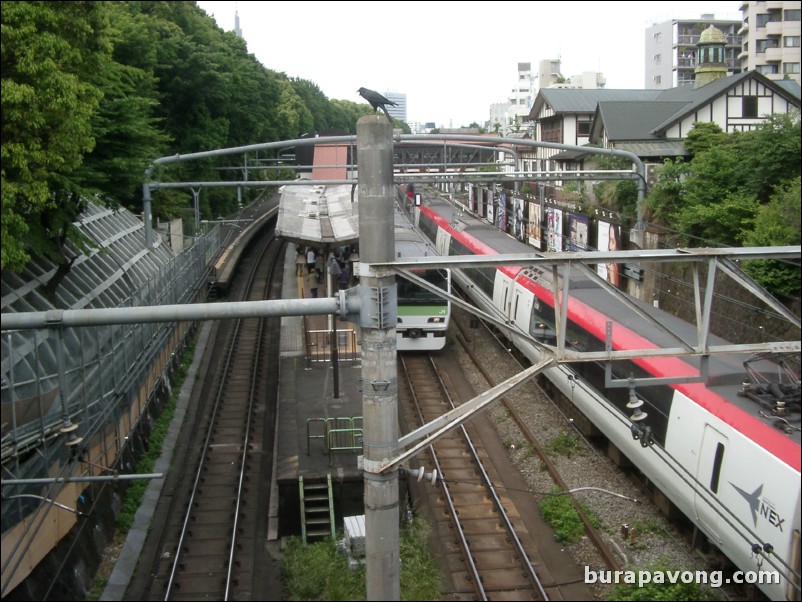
{"left": 1, "top": 0, "right": 382, "bottom": 274}
{"left": 592, "top": 113, "right": 800, "bottom": 296}
{"left": 645, "top": 115, "right": 801, "bottom": 296}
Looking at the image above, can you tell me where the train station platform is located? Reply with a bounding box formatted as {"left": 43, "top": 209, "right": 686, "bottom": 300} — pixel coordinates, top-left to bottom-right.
{"left": 269, "top": 246, "right": 366, "bottom": 540}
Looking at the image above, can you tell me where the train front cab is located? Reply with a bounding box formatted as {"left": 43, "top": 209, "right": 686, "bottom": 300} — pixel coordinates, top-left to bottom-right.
{"left": 396, "top": 268, "right": 450, "bottom": 352}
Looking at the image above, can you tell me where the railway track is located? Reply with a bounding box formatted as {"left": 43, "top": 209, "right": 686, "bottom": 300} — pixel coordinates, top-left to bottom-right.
{"left": 141, "top": 230, "right": 284, "bottom": 601}
{"left": 446, "top": 301, "right": 737, "bottom": 600}
{"left": 451, "top": 313, "right": 624, "bottom": 574}
{"left": 399, "top": 352, "right": 550, "bottom": 601}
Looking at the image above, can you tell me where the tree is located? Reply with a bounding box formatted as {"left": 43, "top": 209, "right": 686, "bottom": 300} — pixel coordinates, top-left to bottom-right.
{"left": 290, "top": 78, "right": 336, "bottom": 134}
{"left": 683, "top": 121, "right": 726, "bottom": 158}
{"left": 1, "top": 1, "right": 110, "bottom": 273}
{"left": 329, "top": 99, "right": 372, "bottom": 133}
{"left": 673, "top": 190, "right": 759, "bottom": 247}
{"left": 592, "top": 155, "right": 638, "bottom": 223}
{"left": 741, "top": 177, "right": 801, "bottom": 296}
{"left": 643, "top": 158, "right": 692, "bottom": 232}
{"left": 276, "top": 78, "right": 314, "bottom": 139}
{"left": 736, "top": 111, "right": 801, "bottom": 203}
{"left": 73, "top": 2, "right": 169, "bottom": 208}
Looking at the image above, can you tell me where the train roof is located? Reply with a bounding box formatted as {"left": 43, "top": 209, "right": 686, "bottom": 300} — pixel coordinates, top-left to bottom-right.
{"left": 419, "top": 194, "right": 801, "bottom": 452}
{"left": 394, "top": 205, "right": 439, "bottom": 260}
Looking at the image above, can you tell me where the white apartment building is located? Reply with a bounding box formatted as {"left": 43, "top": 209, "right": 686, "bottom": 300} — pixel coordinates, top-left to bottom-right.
{"left": 490, "top": 60, "right": 605, "bottom": 135}
{"left": 738, "top": 1, "right": 801, "bottom": 84}
{"left": 645, "top": 14, "right": 742, "bottom": 88}
{"left": 645, "top": 3, "right": 801, "bottom": 88}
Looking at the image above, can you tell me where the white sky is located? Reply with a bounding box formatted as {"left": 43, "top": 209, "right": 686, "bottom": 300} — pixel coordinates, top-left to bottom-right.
{"left": 196, "top": 1, "right": 741, "bottom": 128}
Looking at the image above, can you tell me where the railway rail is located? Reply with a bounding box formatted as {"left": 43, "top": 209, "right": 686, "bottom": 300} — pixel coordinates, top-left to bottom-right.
{"left": 451, "top": 306, "right": 624, "bottom": 573}
{"left": 399, "top": 352, "right": 550, "bottom": 601}
{"left": 139, "top": 230, "right": 284, "bottom": 601}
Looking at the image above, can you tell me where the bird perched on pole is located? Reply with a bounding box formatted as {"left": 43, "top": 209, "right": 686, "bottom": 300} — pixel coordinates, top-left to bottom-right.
{"left": 357, "top": 87, "right": 397, "bottom": 122}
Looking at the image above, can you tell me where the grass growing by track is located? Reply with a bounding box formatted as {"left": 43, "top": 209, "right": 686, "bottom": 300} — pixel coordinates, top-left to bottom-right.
{"left": 539, "top": 486, "right": 603, "bottom": 543}
{"left": 86, "top": 341, "right": 195, "bottom": 600}
{"left": 282, "top": 515, "right": 441, "bottom": 600}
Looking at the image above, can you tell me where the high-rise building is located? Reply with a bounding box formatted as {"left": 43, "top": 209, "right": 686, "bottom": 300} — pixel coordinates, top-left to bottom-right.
{"left": 738, "top": 1, "right": 801, "bottom": 84}
{"left": 382, "top": 92, "right": 407, "bottom": 122}
{"left": 537, "top": 59, "right": 564, "bottom": 91}
{"left": 489, "top": 60, "right": 605, "bottom": 134}
{"left": 645, "top": 13, "right": 742, "bottom": 89}
{"left": 489, "top": 63, "right": 539, "bottom": 134}
{"left": 234, "top": 9, "right": 242, "bottom": 38}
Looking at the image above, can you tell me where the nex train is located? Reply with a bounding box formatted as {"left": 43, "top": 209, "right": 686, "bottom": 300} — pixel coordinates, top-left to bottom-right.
{"left": 396, "top": 188, "right": 801, "bottom": 600}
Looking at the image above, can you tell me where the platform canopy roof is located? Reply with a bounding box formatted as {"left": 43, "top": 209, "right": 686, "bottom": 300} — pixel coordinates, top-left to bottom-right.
{"left": 275, "top": 182, "right": 360, "bottom": 250}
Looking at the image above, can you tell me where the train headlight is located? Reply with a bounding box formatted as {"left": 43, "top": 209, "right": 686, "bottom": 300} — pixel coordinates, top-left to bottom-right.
{"left": 428, "top": 317, "right": 444, "bottom": 323}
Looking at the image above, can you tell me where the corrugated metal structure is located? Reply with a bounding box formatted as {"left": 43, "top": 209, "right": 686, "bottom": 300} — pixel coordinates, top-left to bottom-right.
{"left": 1, "top": 201, "right": 219, "bottom": 596}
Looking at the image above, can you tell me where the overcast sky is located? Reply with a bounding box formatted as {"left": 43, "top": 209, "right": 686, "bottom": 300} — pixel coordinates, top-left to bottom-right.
{"left": 196, "top": 1, "right": 741, "bottom": 128}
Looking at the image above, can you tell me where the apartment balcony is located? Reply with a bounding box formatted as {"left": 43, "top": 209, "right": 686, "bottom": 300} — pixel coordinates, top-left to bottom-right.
{"left": 766, "top": 20, "right": 784, "bottom": 36}
{"left": 764, "top": 46, "right": 784, "bottom": 62}
{"left": 677, "top": 34, "right": 701, "bottom": 45}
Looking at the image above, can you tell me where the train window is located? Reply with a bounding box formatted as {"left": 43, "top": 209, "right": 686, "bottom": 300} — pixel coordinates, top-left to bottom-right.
{"left": 398, "top": 270, "right": 448, "bottom": 305}
{"left": 710, "top": 442, "right": 725, "bottom": 493}
{"left": 530, "top": 307, "right": 556, "bottom": 340}
{"left": 418, "top": 215, "right": 439, "bottom": 243}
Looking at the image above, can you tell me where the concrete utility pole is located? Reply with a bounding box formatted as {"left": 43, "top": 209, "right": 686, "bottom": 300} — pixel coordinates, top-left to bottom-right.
{"left": 357, "top": 115, "right": 400, "bottom": 600}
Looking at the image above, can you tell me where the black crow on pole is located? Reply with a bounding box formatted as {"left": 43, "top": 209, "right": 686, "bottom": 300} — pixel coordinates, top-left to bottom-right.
{"left": 357, "top": 87, "right": 397, "bottom": 122}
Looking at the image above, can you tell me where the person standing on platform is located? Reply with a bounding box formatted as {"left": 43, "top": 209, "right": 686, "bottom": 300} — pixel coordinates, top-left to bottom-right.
{"left": 306, "top": 247, "right": 316, "bottom": 272}
{"left": 328, "top": 254, "right": 341, "bottom": 293}
{"left": 338, "top": 261, "right": 350, "bottom": 291}
{"left": 306, "top": 268, "right": 319, "bottom": 298}
{"left": 315, "top": 252, "right": 324, "bottom": 282}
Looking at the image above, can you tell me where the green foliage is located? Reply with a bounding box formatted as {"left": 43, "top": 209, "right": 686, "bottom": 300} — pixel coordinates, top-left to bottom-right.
{"left": 1, "top": 0, "right": 108, "bottom": 271}
{"left": 737, "top": 112, "right": 802, "bottom": 202}
{"left": 644, "top": 112, "right": 801, "bottom": 294}
{"left": 673, "top": 191, "right": 759, "bottom": 247}
{"left": 74, "top": 2, "right": 169, "bottom": 207}
{"left": 683, "top": 121, "right": 726, "bottom": 158}
{"left": 86, "top": 576, "right": 108, "bottom": 601}
{"left": 282, "top": 537, "right": 363, "bottom": 600}
{"left": 606, "top": 560, "right": 719, "bottom": 601}
{"left": 547, "top": 430, "right": 583, "bottom": 457}
{"left": 539, "top": 488, "right": 586, "bottom": 542}
{"left": 281, "top": 516, "right": 440, "bottom": 600}
{"left": 290, "top": 78, "right": 337, "bottom": 134}
{"left": 117, "top": 394, "right": 176, "bottom": 534}
{"left": 742, "top": 177, "right": 802, "bottom": 296}
{"left": 3, "top": 0, "right": 392, "bottom": 275}
{"left": 591, "top": 155, "right": 638, "bottom": 221}
{"left": 399, "top": 516, "right": 442, "bottom": 601}
{"left": 329, "top": 99, "right": 371, "bottom": 133}
{"left": 643, "top": 159, "right": 692, "bottom": 226}
{"left": 115, "top": 339, "right": 193, "bottom": 534}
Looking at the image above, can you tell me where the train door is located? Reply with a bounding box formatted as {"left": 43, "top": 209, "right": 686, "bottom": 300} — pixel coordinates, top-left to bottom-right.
{"left": 498, "top": 278, "right": 513, "bottom": 319}
{"left": 513, "top": 281, "right": 532, "bottom": 333}
{"left": 435, "top": 228, "right": 451, "bottom": 257}
{"left": 694, "top": 424, "right": 728, "bottom": 544}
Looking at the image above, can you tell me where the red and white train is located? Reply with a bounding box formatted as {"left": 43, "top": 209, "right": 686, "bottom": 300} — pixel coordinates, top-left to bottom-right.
{"left": 402, "top": 190, "right": 801, "bottom": 600}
